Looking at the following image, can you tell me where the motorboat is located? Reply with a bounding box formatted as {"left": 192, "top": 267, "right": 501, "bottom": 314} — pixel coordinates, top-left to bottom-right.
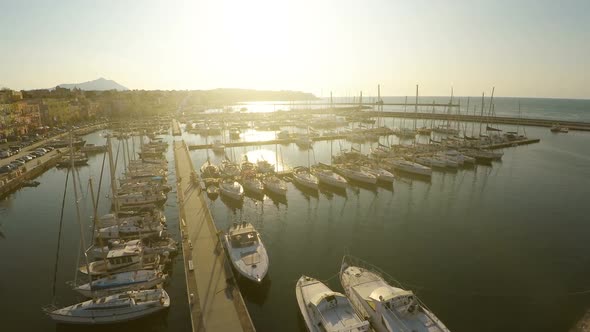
{"left": 296, "top": 275, "right": 370, "bottom": 332}
{"left": 550, "top": 123, "right": 569, "bottom": 133}
{"left": 79, "top": 242, "right": 160, "bottom": 277}
{"left": 223, "top": 222, "right": 268, "bottom": 283}
{"left": 73, "top": 269, "right": 167, "bottom": 298}
{"left": 45, "top": 289, "right": 169, "bottom": 324}
{"left": 219, "top": 180, "right": 244, "bottom": 201}
{"left": 56, "top": 153, "right": 89, "bottom": 168}
{"left": 263, "top": 175, "right": 287, "bottom": 196}
{"left": 340, "top": 256, "right": 450, "bottom": 332}
{"left": 292, "top": 166, "right": 319, "bottom": 190}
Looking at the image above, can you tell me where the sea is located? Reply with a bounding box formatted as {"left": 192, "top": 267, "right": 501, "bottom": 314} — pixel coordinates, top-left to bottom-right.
{"left": 0, "top": 97, "right": 589, "bottom": 332}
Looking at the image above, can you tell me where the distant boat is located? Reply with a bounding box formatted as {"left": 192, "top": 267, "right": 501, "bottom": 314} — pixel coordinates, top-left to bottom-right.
{"left": 200, "top": 160, "right": 221, "bottom": 178}
{"left": 206, "top": 185, "right": 219, "bottom": 200}
{"left": 334, "top": 164, "right": 377, "bottom": 185}
{"left": 45, "top": 289, "right": 170, "bottom": 324}
{"left": 550, "top": 123, "right": 569, "bottom": 133}
{"left": 296, "top": 275, "right": 370, "bottom": 332}
{"left": 384, "top": 158, "right": 432, "bottom": 177}
{"left": 223, "top": 222, "right": 268, "bottom": 283}
{"left": 340, "top": 256, "right": 450, "bottom": 332}
{"left": 241, "top": 171, "right": 264, "bottom": 195}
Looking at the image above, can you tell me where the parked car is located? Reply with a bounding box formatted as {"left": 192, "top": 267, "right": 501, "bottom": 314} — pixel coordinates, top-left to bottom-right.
{"left": 0, "top": 150, "right": 11, "bottom": 159}
{"left": 0, "top": 165, "right": 14, "bottom": 174}
{"left": 31, "top": 151, "right": 44, "bottom": 157}
{"left": 44, "top": 146, "right": 55, "bottom": 151}
{"left": 26, "top": 154, "right": 37, "bottom": 159}
{"left": 10, "top": 161, "right": 24, "bottom": 168}
{"left": 35, "top": 148, "right": 48, "bottom": 154}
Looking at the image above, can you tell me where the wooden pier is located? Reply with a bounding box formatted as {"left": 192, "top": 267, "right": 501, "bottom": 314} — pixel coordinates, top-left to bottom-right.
{"left": 173, "top": 140, "right": 255, "bottom": 332}
{"left": 172, "top": 119, "right": 182, "bottom": 136}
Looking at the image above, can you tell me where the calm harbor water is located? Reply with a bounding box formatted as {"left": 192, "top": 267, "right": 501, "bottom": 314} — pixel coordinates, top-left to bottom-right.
{"left": 1, "top": 105, "right": 590, "bottom": 331}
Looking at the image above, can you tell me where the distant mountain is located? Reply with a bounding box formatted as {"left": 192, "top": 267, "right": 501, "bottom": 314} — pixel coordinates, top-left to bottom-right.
{"left": 56, "top": 78, "right": 129, "bottom": 91}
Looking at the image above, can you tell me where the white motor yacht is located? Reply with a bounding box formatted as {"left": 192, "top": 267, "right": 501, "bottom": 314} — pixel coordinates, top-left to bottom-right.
{"left": 223, "top": 222, "right": 268, "bottom": 283}
{"left": 340, "top": 256, "right": 450, "bottom": 332}
{"left": 296, "top": 275, "right": 370, "bottom": 332}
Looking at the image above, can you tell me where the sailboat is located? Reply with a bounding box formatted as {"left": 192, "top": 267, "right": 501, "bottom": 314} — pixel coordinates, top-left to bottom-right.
{"left": 46, "top": 289, "right": 170, "bottom": 324}
{"left": 292, "top": 166, "right": 319, "bottom": 191}
{"left": 73, "top": 269, "right": 166, "bottom": 298}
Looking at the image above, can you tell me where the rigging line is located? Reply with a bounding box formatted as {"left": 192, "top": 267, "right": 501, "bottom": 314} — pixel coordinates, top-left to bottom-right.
{"left": 51, "top": 166, "right": 70, "bottom": 303}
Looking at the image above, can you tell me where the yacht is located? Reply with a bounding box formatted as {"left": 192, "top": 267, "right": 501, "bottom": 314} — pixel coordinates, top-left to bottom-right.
{"left": 241, "top": 172, "right": 265, "bottom": 195}
{"left": 257, "top": 159, "right": 275, "bottom": 174}
{"left": 550, "top": 123, "right": 569, "bottom": 133}
{"left": 334, "top": 164, "right": 377, "bottom": 185}
{"left": 340, "top": 256, "right": 451, "bottom": 332}
{"left": 79, "top": 242, "right": 160, "bottom": 277}
{"left": 73, "top": 269, "right": 166, "bottom": 298}
{"left": 223, "top": 222, "right": 268, "bottom": 283}
{"left": 220, "top": 159, "right": 241, "bottom": 178}
{"left": 45, "top": 289, "right": 169, "bottom": 324}
{"left": 263, "top": 175, "right": 287, "bottom": 196}
{"left": 385, "top": 158, "right": 432, "bottom": 177}
{"left": 292, "top": 166, "right": 319, "bottom": 190}
{"left": 311, "top": 165, "right": 348, "bottom": 189}
{"left": 200, "top": 160, "right": 221, "bottom": 178}
{"left": 219, "top": 180, "right": 244, "bottom": 201}
{"left": 296, "top": 275, "right": 370, "bottom": 332}
{"left": 361, "top": 165, "right": 395, "bottom": 183}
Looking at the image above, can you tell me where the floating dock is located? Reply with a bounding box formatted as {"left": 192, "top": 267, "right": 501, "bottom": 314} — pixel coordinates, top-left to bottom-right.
{"left": 173, "top": 140, "right": 255, "bottom": 332}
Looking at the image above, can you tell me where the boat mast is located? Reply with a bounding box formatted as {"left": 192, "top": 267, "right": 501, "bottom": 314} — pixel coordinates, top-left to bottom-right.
{"left": 70, "top": 132, "right": 93, "bottom": 297}
{"left": 107, "top": 136, "right": 119, "bottom": 217}
{"left": 479, "top": 92, "right": 485, "bottom": 137}
{"left": 414, "top": 85, "right": 418, "bottom": 131}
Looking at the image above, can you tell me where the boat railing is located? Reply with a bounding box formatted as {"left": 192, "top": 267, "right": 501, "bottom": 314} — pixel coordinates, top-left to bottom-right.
{"left": 341, "top": 255, "right": 447, "bottom": 330}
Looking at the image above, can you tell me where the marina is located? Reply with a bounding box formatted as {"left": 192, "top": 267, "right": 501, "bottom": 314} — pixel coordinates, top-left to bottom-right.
{"left": 1, "top": 103, "right": 590, "bottom": 332}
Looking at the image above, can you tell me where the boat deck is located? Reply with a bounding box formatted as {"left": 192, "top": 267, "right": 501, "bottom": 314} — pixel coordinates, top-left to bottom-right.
{"left": 174, "top": 140, "right": 255, "bottom": 332}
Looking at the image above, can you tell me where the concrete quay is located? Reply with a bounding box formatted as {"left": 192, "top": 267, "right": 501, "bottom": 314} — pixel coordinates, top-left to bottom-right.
{"left": 173, "top": 140, "right": 255, "bottom": 332}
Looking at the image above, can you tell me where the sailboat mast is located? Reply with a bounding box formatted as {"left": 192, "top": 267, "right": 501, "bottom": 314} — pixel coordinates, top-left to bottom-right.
{"left": 479, "top": 93, "right": 485, "bottom": 136}
{"left": 71, "top": 133, "right": 92, "bottom": 291}
{"left": 414, "top": 85, "right": 418, "bottom": 130}
{"left": 107, "top": 136, "right": 119, "bottom": 216}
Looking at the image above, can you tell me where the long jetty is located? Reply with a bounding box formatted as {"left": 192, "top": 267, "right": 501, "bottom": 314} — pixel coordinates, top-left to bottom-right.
{"left": 188, "top": 135, "right": 540, "bottom": 151}
{"left": 173, "top": 140, "right": 255, "bottom": 332}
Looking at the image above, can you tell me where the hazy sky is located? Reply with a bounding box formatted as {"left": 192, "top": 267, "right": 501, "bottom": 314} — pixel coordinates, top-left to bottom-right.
{"left": 1, "top": 0, "right": 589, "bottom": 98}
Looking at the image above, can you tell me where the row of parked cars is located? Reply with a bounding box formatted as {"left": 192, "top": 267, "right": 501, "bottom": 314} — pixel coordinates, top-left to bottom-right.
{"left": 0, "top": 146, "right": 55, "bottom": 174}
